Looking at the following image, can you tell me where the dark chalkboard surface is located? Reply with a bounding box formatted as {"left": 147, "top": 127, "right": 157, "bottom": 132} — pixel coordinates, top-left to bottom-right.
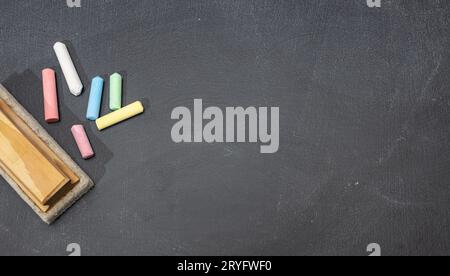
{"left": 0, "top": 0, "right": 449, "bottom": 256}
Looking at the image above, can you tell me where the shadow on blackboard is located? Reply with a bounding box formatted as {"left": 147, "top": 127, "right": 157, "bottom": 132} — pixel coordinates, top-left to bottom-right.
{"left": 2, "top": 70, "right": 113, "bottom": 184}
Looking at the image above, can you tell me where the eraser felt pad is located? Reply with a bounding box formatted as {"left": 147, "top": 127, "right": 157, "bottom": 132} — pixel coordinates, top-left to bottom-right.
{"left": 0, "top": 84, "right": 94, "bottom": 224}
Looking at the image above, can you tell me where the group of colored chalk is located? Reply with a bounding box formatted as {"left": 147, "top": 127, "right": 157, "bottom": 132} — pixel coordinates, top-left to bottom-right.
{"left": 85, "top": 74, "right": 145, "bottom": 130}
{"left": 42, "top": 41, "right": 145, "bottom": 160}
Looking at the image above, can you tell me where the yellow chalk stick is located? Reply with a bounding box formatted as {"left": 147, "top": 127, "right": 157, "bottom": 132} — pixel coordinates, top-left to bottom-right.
{"left": 96, "top": 101, "right": 144, "bottom": 131}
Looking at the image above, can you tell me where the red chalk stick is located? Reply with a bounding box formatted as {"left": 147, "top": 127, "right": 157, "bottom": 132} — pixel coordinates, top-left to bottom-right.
{"left": 42, "top": 68, "right": 59, "bottom": 123}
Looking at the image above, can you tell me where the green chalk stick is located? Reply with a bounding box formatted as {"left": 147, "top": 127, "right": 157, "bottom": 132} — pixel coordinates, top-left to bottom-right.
{"left": 109, "top": 73, "right": 122, "bottom": 111}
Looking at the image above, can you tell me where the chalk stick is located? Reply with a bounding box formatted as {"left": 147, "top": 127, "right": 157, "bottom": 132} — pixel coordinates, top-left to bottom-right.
{"left": 42, "top": 68, "right": 59, "bottom": 123}
{"left": 110, "top": 73, "right": 122, "bottom": 111}
{"left": 71, "top": 125, "right": 94, "bottom": 160}
{"left": 96, "top": 101, "right": 144, "bottom": 131}
{"left": 53, "top": 42, "right": 83, "bottom": 96}
{"left": 86, "top": 76, "right": 104, "bottom": 121}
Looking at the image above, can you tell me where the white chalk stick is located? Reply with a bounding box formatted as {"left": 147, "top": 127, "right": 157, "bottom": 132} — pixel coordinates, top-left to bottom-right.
{"left": 53, "top": 42, "right": 83, "bottom": 96}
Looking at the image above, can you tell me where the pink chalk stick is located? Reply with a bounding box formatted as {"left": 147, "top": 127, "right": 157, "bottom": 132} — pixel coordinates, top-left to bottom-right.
{"left": 71, "top": 125, "right": 95, "bottom": 160}
{"left": 42, "top": 68, "right": 59, "bottom": 123}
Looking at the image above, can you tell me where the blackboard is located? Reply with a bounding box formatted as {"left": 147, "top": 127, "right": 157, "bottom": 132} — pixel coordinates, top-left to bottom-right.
{"left": 0, "top": 0, "right": 449, "bottom": 256}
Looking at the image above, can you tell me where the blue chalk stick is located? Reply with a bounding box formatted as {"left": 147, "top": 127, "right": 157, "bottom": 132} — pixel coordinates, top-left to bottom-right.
{"left": 86, "top": 76, "right": 104, "bottom": 121}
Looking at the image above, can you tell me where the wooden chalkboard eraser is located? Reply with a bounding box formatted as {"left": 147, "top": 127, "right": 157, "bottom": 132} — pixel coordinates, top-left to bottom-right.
{"left": 0, "top": 84, "right": 94, "bottom": 224}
